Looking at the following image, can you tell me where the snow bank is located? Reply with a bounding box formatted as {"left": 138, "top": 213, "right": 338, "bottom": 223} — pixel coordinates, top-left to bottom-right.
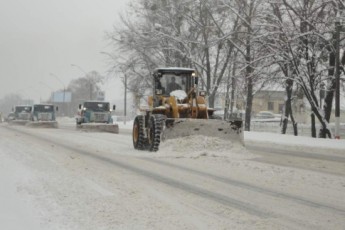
{"left": 118, "top": 120, "right": 345, "bottom": 156}
{"left": 158, "top": 135, "right": 253, "bottom": 159}
{"left": 245, "top": 131, "right": 345, "bottom": 154}
{"left": 56, "top": 116, "right": 75, "bottom": 123}
{"left": 117, "top": 120, "right": 134, "bottom": 129}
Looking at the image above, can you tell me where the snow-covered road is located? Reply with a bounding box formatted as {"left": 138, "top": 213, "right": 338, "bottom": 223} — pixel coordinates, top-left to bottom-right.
{"left": 1, "top": 121, "right": 345, "bottom": 230}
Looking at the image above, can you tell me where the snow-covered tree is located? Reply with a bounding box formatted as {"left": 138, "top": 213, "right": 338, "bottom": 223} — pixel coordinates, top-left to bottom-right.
{"left": 261, "top": 0, "right": 339, "bottom": 138}
{"left": 107, "top": 0, "right": 343, "bottom": 138}
{"left": 107, "top": 0, "right": 247, "bottom": 108}
{"left": 68, "top": 71, "right": 103, "bottom": 106}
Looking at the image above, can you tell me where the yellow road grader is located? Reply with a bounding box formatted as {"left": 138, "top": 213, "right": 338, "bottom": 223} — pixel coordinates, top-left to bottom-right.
{"left": 132, "top": 67, "right": 243, "bottom": 151}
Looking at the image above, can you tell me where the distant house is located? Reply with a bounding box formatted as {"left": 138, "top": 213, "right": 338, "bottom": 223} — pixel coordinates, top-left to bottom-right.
{"left": 252, "top": 90, "right": 285, "bottom": 114}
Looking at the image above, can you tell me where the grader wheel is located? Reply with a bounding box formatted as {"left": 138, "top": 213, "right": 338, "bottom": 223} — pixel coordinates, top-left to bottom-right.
{"left": 132, "top": 115, "right": 147, "bottom": 150}
{"left": 147, "top": 114, "right": 165, "bottom": 152}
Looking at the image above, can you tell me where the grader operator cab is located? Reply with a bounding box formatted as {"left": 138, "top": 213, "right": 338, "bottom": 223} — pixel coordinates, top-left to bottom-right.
{"left": 132, "top": 67, "right": 243, "bottom": 151}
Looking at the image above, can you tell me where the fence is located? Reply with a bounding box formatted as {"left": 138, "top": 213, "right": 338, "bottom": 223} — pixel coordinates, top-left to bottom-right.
{"left": 250, "top": 121, "right": 345, "bottom": 138}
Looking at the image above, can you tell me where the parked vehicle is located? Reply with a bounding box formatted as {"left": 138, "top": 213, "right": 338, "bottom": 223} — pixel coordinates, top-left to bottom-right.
{"left": 255, "top": 111, "right": 276, "bottom": 119}
{"left": 252, "top": 111, "right": 281, "bottom": 123}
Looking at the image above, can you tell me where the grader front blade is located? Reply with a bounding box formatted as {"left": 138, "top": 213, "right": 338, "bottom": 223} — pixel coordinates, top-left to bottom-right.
{"left": 162, "top": 119, "right": 244, "bottom": 145}
{"left": 77, "top": 123, "right": 119, "bottom": 134}
{"left": 26, "top": 121, "right": 59, "bottom": 128}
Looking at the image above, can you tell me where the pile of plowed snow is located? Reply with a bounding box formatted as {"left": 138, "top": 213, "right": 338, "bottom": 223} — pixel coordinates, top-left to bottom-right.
{"left": 158, "top": 135, "right": 253, "bottom": 159}
{"left": 56, "top": 116, "right": 75, "bottom": 123}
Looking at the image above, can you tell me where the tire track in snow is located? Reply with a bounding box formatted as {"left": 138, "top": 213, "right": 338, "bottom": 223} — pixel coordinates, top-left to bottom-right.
{"left": 141, "top": 158, "right": 345, "bottom": 215}
{"left": 4, "top": 125, "right": 270, "bottom": 218}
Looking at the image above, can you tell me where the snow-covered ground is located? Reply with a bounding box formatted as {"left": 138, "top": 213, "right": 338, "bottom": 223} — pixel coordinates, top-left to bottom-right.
{"left": 1, "top": 119, "right": 344, "bottom": 229}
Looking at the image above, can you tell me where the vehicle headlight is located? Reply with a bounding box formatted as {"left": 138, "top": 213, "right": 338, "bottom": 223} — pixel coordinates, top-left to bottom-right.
{"left": 199, "top": 91, "right": 206, "bottom": 97}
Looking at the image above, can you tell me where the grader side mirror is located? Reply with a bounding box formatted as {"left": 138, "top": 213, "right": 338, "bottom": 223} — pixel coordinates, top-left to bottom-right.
{"left": 113, "top": 105, "right": 116, "bottom": 111}
{"left": 56, "top": 106, "right": 59, "bottom": 111}
{"left": 78, "top": 104, "right": 82, "bottom": 109}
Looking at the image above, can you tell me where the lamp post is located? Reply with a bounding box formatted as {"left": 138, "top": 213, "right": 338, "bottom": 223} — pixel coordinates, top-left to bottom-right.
{"left": 50, "top": 73, "right": 66, "bottom": 115}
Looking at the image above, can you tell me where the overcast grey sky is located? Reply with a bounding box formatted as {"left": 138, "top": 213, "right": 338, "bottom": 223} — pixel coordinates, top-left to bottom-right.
{"left": 0, "top": 0, "right": 127, "bottom": 103}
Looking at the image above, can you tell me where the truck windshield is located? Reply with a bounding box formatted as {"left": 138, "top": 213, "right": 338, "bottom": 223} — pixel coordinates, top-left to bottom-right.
{"left": 83, "top": 102, "right": 110, "bottom": 112}
{"left": 15, "top": 106, "right": 32, "bottom": 113}
{"left": 33, "top": 105, "right": 54, "bottom": 112}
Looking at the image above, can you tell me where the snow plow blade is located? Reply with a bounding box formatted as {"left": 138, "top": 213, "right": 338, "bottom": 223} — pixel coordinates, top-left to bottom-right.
{"left": 8, "top": 120, "right": 30, "bottom": 126}
{"left": 77, "top": 123, "right": 119, "bottom": 134}
{"left": 26, "top": 121, "right": 58, "bottom": 128}
{"left": 163, "top": 119, "right": 244, "bottom": 144}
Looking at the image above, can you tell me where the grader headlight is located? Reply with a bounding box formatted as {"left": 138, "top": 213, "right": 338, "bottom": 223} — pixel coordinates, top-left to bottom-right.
{"left": 199, "top": 90, "right": 206, "bottom": 97}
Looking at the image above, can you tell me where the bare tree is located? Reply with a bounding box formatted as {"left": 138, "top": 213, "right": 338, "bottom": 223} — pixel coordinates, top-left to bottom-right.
{"left": 107, "top": 0, "right": 247, "bottom": 109}
{"left": 0, "top": 94, "right": 25, "bottom": 115}
{"left": 221, "top": 0, "right": 278, "bottom": 131}
{"left": 68, "top": 71, "right": 104, "bottom": 110}
{"left": 262, "top": 0, "right": 337, "bottom": 138}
